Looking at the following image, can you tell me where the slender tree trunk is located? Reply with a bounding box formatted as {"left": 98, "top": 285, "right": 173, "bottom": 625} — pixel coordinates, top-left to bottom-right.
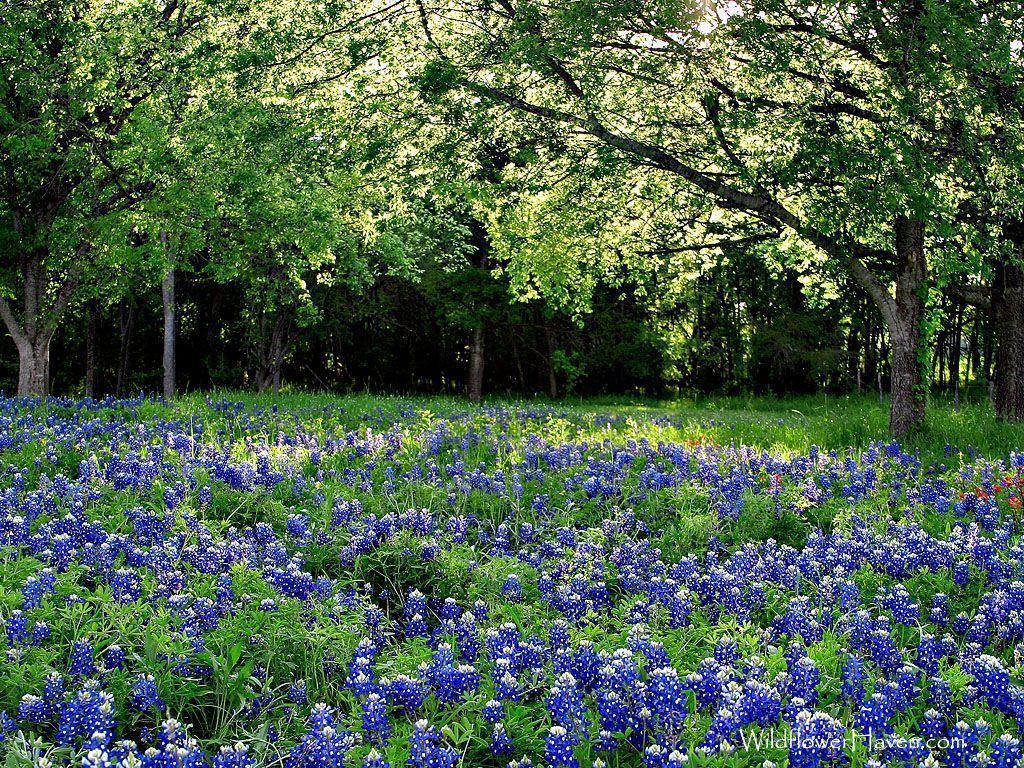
{"left": 951, "top": 301, "right": 963, "bottom": 408}
{"left": 852, "top": 216, "right": 928, "bottom": 436}
{"left": 993, "top": 233, "right": 1024, "bottom": 421}
{"left": 864, "top": 317, "right": 877, "bottom": 396}
{"left": 511, "top": 334, "right": 526, "bottom": 392}
{"left": 992, "top": 274, "right": 1024, "bottom": 420}
{"left": 467, "top": 324, "right": 485, "bottom": 403}
{"left": 161, "top": 230, "right": 176, "bottom": 401}
{"left": 270, "top": 315, "right": 286, "bottom": 396}
{"left": 933, "top": 326, "right": 947, "bottom": 389}
{"left": 984, "top": 303, "right": 995, "bottom": 395}
{"left": 933, "top": 296, "right": 947, "bottom": 388}
{"left": 256, "top": 316, "right": 268, "bottom": 393}
{"left": 544, "top": 325, "right": 558, "bottom": 398}
{"left": 848, "top": 324, "right": 861, "bottom": 392}
{"left": 116, "top": 300, "right": 136, "bottom": 397}
{"left": 967, "top": 313, "right": 980, "bottom": 382}
{"left": 887, "top": 217, "right": 928, "bottom": 437}
{"left": 465, "top": 219, "right": 490, "bottom": 404}
{"left": 85, "top": 301, "right": 98, "bottom": 398}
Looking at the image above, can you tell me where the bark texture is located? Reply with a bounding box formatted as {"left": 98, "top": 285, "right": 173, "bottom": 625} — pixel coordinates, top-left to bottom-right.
{"left": 994, "top": 225, "right": 1024, "bottom": 421}
{"left": 887, "top": 217, "right": 928, "bottom": 437}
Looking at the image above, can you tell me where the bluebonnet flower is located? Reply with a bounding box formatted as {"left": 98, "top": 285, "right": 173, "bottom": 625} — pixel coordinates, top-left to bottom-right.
{"left": 991, "top": 733, "right": 1022, "bottom": 768}
{"left": 545, "top": 725, "right": 579, "bottom": 768}
{"left": 69, "top": 640, "right": 95, "bottom": 677}
{"left": 55, "top": 684, "right": 116, "bottom": 746}
{"left": 855, "top": 692, "right": 894, "bottom": 737}
{"left": 22, "top": 569, "right": 57, "bottom": 608}
{"left": 944, "top": 720, "right": 981, "bottom": 768}
{"left": 130, "top": 675, "right": 165, "bottom": 714}
{"left": 786, "top": 656, "right": 821, "bottom": 706}
{"left": 385, "top": 675, "right": 426, "bottom": 714}
{"left": 840, "top": 655, "right": 866, "bottom": 703}
{"left": 502, "top": 574, "right": 523, "bottom": 603}
{"left": 788, "top": 711, "right": 844, "bottom": 768}
{"left": 490, "top": 723, "right": 512, "bottom": 756}
{"left": 930, "top": 593, "right": 950, "bottom": 625}
{"left": 110, "top": 568, "right": 143, "bottom": 603}
{"left": 214, "top": 743, "right": 256, "bottom": 768}
{"left": 287, "top": 704, "right": 359, "bottom": 768}
{"left": 647, "top": 666, "right": 687, "bottom": 732}
{"left": 407, "top": 719, "right": 458, "bottom": 768}
{"left": 104, "top": 645, "right": 126, "bottom": 670}
{"left": 546, "top": 672, "right": 587, "bottom": 732}
{"left": 972, "top": 654, "right": 1014, "bottom": 715}
{"left": 5, "top": 610, "right": 28, "bottom": 645}
{"left": 361, "top": 692, "right": 389, "bottom": 745}
{"left": 289, "top": 682, "right": 308, "bottom": 705}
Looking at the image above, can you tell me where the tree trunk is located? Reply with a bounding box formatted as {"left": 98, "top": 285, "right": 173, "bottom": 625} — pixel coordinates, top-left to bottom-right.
{"left": 984, "top": 303, "right": 995, "bottom": 391}
{"left": 467, "top": 324, "right": 485, "bottom": 403}
{"left": 511, "top": 333, "right": 526, "bottom": 392}
{"left": 848, "top": 323, "right": 862, "bottom": 392}
{"left": 887, "top": 217, "right": 928, "bottom": 437}
{"left": 17, "top": 338, "right": 50, "bottom": 397}
{"left": 0, "top": 249, "right": 79, "bottom": 397}
{"left": 544, "top": 325, "right": 559, "bottom": 399}
{"left": 270, "top": 317, "right": 285, "bottom": 396}
{"left": 889, "top": 325, "right": 925, "bottom": 436}
{"left": 161, "top": 230, "right": 176, "bottom": 401}
{"left": 85, "top": 302, "right": 98, "bottom": 398}
{"left": 993, "top": 230, "right": 1024, "bottom": 421}
{"left": 116, "top": 300, "right": 136, "bottom": 397}
{"left": 950, "top": 301, "right": 963, "bottom": 408}
{"left": 932, "top": 296, "right": 947, "bottom": 389}
{"left": 852, "top": 216, "right": 928, "bottom": 436}
{"left": 257, "top": 312, "right": 288, "bottom": 395}
{"left": 933, "top": 325, "right": 946, "bottom": 389}
{"left": 967, "top": 313, "right": 980, "bottom": 381}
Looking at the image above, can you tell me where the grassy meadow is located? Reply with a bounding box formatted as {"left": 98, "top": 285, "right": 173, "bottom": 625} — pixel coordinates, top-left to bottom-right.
{"left": 0, "top": 392, "right": 1021, "bottom": 768}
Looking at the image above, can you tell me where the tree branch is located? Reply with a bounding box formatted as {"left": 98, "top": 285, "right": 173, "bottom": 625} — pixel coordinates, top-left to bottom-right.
{"left": 0, "top": 296, "right": 29, "bottom": 354}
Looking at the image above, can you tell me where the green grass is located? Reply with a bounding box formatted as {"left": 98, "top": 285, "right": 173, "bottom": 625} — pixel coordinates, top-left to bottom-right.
{"left": 189, "top": 388, "right": 1022, "bottom": 457}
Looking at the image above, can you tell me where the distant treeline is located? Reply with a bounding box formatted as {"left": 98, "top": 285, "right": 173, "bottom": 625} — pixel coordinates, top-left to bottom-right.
{"left": 23, "top": 250, "right": 997, "bottom": 404}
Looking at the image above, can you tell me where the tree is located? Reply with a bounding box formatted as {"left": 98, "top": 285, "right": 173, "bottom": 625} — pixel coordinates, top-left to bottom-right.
{"left": 349, "top": 0, "right": 1012, "bottom": 434}
{"left": 940, "top": 13, "right": 1024, "bottom": 421}
{"left": 0, "top": 0, "right": 244, "bottom": 394}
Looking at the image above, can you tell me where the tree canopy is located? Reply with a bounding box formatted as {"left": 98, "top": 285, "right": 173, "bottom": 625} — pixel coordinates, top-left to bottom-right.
{"left": 2, "top": 0, "right": 1022, "bottom": 433}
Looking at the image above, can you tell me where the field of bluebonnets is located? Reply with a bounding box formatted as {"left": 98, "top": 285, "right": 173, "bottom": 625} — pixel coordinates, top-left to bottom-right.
{"left": 2, "top": 392, "right": 1024, "bottom": 768}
